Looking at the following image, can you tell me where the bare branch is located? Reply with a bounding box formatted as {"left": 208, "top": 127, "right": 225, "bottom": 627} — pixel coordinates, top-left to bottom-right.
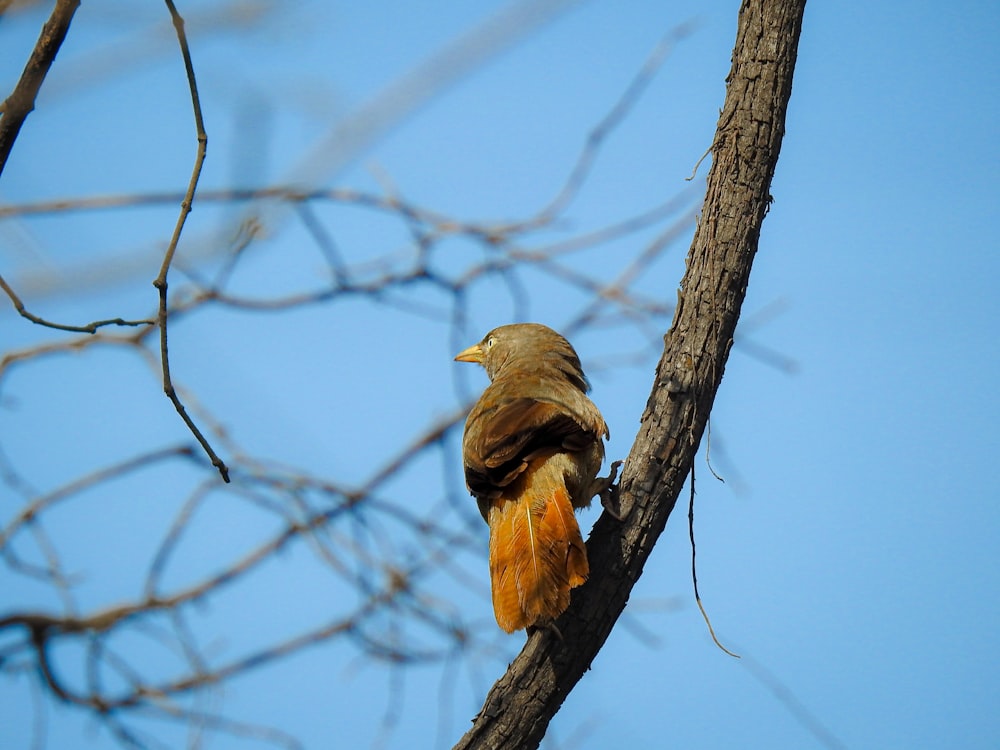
{"left": 0, "top": 273, "right": 154, "bottom": 333}
{"left": 154, "top": 0, "right": 229, "bottom": 483}
{"left": 0, "top": 0, "right": 80, "bottom": 176}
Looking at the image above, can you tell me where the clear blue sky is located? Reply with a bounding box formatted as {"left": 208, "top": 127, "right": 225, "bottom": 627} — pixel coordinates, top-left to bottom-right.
{"left": 1, "top": 1, "right": 997, "bottom": 749}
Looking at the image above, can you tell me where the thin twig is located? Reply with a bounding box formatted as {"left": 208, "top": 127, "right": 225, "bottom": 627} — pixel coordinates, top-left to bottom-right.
{"left": 686, "top": 144, "right": 712, "bottom": 181}
{"left": 704, "top": 418, "right": 726, "bottom": 482}
{"left": 0, "top": 273, "right": 154, "bottom": 333}
{"left": 688, "top": 463, "right": 740, "bottom": 658}
{"left": 0, "top": 0, "right": 81, "bottom": 176}
{"left": 154, "top": 0, "right": 229, "bottom": 482}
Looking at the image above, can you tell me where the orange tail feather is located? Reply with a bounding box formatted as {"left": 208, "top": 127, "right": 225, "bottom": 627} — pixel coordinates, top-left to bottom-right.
{"left": 487, "top": 459, "right": 590, "bottom": 633}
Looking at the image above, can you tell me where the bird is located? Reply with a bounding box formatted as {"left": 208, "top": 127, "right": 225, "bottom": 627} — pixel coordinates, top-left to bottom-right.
{"left": 455, "top": 323, "right": 617, "bottom": 633}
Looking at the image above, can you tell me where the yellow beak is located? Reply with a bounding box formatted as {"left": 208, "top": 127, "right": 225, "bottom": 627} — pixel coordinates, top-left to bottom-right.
{"left": 454, "top": 343, "right": 484, "bottom": 363}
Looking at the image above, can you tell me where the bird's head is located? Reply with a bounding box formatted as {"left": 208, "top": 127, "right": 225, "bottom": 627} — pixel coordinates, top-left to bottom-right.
{"left": 454, "top": 323, "right": 590, "bottom": 392}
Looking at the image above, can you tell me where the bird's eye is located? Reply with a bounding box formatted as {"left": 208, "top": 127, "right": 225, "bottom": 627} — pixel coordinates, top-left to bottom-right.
{"left": 486, "top": 337, "right": 495, "bottom": 348}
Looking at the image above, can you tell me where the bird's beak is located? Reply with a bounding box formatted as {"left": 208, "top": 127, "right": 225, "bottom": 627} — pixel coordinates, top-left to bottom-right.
{"left": 454, "top": 343, "right": 484, "bottom": 363}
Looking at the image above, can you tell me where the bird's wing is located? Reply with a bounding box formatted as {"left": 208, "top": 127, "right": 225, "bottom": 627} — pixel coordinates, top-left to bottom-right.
{"left": 464, "top": 396, "right": 600, "bottom": 495}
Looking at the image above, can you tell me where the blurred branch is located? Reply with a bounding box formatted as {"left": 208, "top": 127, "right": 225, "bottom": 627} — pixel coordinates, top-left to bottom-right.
{"left": 0, "top": 186, "right": 455, "bottom": 223}
{"left": 537, "top": 19, "right": 700, "bottom": 221}
{"left": 0, "top": 446, "right": 197, "bottom": 551}
{"left": 0, "top": 0, "right": 79, "bottom": 176}
{"left": 277, "top": 0, "right": 587, "bottom": 193}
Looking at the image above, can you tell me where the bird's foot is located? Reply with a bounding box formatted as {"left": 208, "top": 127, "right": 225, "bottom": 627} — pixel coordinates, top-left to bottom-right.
{"left": 527, "top": 621, "right": 564, "bottom": 641}
{"left": 596, "top": 460, "right": 625, "bottom": 520}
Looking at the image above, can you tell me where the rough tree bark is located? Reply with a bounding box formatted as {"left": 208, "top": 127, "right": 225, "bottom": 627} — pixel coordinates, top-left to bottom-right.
{"left": 453, "top": 1, "right": 808, "bottom": 747}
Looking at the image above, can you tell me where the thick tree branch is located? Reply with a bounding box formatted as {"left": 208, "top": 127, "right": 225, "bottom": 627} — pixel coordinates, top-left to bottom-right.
{"left": 454, "top": 1, "right": 807, "bottom": 747}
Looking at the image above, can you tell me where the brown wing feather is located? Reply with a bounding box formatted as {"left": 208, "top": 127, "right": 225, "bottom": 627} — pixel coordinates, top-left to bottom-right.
{"left": 480, "top": 399, "right": 588, "bottom": 465}
{"left": 464, "top": 397, "right": 600, "bottom": 500}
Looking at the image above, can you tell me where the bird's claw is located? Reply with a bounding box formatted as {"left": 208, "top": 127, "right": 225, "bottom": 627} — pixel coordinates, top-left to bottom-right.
{"left": 597, "top": 460, "right": 626, "bottom": 521}
{"left": 527, "top": 621, "right": 564, "bottom": 641}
